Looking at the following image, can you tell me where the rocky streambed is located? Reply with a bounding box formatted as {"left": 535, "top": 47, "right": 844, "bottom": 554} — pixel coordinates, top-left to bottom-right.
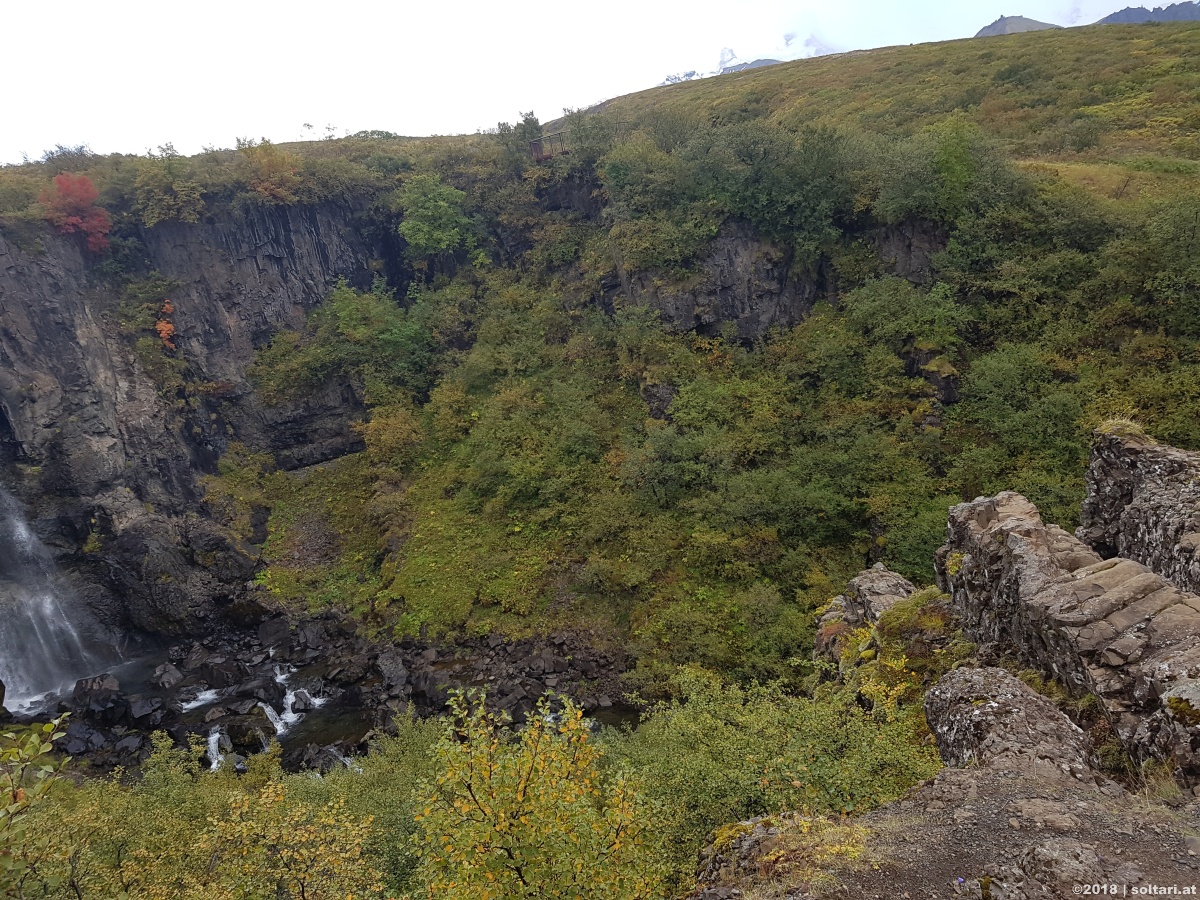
{"left": 9, "top": 613, "right": 635, "bottom": 772}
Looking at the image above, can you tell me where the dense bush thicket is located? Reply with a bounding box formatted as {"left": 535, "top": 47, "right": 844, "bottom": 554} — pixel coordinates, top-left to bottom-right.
{"left": 186, "top": 102, "right": 1200, "bottom": 691}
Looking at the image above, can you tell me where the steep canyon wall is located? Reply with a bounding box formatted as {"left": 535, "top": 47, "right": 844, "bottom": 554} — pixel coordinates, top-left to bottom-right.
{"left": 0, "top": 203, "right": 375, "bottom": 635}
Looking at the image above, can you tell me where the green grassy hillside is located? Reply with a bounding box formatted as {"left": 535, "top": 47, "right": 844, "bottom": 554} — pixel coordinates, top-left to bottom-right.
{"left": 594, "top": 23, "right": 1200, "bottom": 200}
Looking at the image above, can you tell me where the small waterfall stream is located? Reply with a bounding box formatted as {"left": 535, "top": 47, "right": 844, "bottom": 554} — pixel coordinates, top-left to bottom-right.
{"left": 206, "top": 728, "right": 225, "bottom": 772}
{"left": 0, "top": 486, "right": 113, "bottom": 710}
{"left": 257, "top": 666, "right": 328, "bottom": 737}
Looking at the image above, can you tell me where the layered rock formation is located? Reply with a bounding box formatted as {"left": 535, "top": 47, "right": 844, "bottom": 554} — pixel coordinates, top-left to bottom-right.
{"left": 1078, "top": 429, "right": 1200, "bottom": 594}
{"left": 689, "top": 431, "right": 1200, "bottom": 897}
{"left": 937, "top": 489, "right": 1200, "bottom": 779}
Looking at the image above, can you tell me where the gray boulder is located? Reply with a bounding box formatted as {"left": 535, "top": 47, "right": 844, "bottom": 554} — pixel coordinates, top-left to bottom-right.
{"left": 815, "top": 563, "right": 915, "bottom": 662}
{"left": 925, "top": 667, "right": 1094, "bottom": 779}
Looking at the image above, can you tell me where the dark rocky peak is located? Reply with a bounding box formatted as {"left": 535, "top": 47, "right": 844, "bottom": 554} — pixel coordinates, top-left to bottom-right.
{"left": 1097, "top": 2, "right": 1200, "bottom": 23}
{"left": 975, "top": 15, "right": 1061, "bottom": 37}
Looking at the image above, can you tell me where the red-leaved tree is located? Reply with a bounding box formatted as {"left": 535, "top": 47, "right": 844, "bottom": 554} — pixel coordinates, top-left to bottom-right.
{"left": 40, "top": 173, "right": 111, "bottom": 252}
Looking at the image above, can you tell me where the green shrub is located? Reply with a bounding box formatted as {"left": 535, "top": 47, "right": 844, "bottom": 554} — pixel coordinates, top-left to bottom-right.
{"left": 395, "top": 174, "right": 476, "bottom": 264}
{"left": 410, "top": 692, "right": 666, "bottom": 900}
{"left": 252, "top": 279, "right": 436, "bottom": 404}
{"left": 605, "top": 670, "right": 940, "bottom": 888}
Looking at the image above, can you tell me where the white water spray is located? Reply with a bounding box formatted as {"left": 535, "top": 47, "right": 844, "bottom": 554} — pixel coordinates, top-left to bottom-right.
{"left": 257, "top": 666, "right": 328, "bottom": 737}
{"left": 0, "top": 486, "right": 113, "bottom": 709}
{"left": 258, "top": 701, "right": 287, "bottom": 735}
{"left": 181, "top": 689, "right": 220, "bottom": 712}
{"left": 206, "top": 728, "right": 224, "bottom": 772}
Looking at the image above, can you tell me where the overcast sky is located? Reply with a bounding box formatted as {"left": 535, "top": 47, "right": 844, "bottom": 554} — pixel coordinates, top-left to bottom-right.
{"left": 0, "top": 0, "right": 1153, "bottom": 164}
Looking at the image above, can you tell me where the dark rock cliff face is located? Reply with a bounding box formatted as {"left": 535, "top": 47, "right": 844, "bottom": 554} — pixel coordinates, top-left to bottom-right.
{"left": 616, "top": 222, "right": 820, "bottom": 340}
{"left": 0, "top": 202, "right": 375, "bottom": 636}
{"left": 869, "top": 219, "right": 947, "bottom": 285}
{"left": 143, "top": 203, "right": 372, "bottom": 384}
{"left": 1077, "top": 429, "right": 1200, "bottom": 593}
{"left": 609, "top": 218, "right": 945, "bottom": 341}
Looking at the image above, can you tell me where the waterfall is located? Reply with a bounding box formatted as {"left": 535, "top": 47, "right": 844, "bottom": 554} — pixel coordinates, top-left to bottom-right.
{"left": 257, "top": 666, "right": 329, "bottom": 737}
{"left": 206, "top": 728, "right": 225, "bottom": 771}
{"left": 0, "top": 486, "right": 113, "bottom": 710}
{"left": 258, "top": 701, "right": 287, "bottom": 736}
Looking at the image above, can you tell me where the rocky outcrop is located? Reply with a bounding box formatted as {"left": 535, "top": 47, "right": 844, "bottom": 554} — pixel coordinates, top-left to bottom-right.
{"left": 924, "top": 667, "right": 1094, "bottom": 778}
{"left": 870, "top": 219, "right": 946, "bottom": 285}
{"left": 688, "top": 666, "right": 1194, "bottom": 899}
{"left": 814, "top": 563, "right": 916, "bottom": 662}
{"left": 617, "top": 222, "right": 818, "bottom": 340}
{"left": 937, "top": 491, "right": 1200, "bottom": 779}
{"left": 1077, "top": 429, "right": 1200, "bottom": 594}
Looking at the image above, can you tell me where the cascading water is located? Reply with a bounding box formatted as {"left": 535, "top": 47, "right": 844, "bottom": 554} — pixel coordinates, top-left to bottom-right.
{"left": 257, "top": 665, "right": 328, "bottom": 737}
{"left": 0, "top": 485, "right": 114, "bottom": 710}
{"left": 206, "top": 728, "right": 225, "bottom": 772}
{"left": 181, "top": 688, "right": 221, "bottom": 712}
{"left": 258, "top": 701, "right": 288, "bottom": 735}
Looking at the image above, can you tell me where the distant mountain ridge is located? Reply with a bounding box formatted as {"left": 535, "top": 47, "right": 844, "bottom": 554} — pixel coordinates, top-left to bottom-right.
{"left": 975, "top": 15, "right": 1061, "bottom": 36}
{"left": 662, "top": 49, "right": 783, "bottom": 85}
{"left": 1098, "top": 2, "right": 1200, "bottom": 23}
{"left": 666, "top": 5, "right": 1200, "bottom": 93}
{"left": 721, "top": 58, "right": 782, "bottom": 74}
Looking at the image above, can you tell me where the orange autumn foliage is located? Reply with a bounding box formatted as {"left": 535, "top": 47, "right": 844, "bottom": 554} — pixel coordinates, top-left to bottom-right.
{"left": 155, "top": 300, "right": 176, "bottom": 349}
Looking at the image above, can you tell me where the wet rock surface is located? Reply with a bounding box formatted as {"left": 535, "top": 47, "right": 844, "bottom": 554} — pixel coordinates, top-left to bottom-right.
{"left": 1078, "top": 430, "right": 1200, "bottom": 593}
{"left": 937, "top": 490, "right": 1200, "bottom": 779}
{"left": 31, "top": 611, "right": 633, "bottom": 772}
